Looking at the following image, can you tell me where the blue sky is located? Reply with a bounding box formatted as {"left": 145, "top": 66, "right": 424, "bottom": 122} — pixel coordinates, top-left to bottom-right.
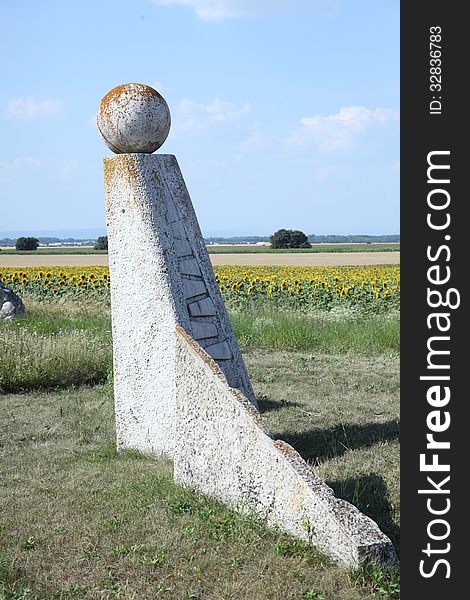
{"left": 0, "top": 0, "right": 399, "bottom": 237}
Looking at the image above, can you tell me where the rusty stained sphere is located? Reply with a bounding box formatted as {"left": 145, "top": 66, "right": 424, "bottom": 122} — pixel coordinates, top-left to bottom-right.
{"left": 97, "top": 83, "right": 171, "bottom": 154}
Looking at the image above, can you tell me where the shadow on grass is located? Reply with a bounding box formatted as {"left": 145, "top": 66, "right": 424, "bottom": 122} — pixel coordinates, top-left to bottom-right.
{"left": 257, "top": 396, "right": 302, "bottom": 413}
{"left": 280, "top": 420, "right": 400, "bottom": 463}
{"left": 326, "top": 473, "right": 400, "bottom": 555}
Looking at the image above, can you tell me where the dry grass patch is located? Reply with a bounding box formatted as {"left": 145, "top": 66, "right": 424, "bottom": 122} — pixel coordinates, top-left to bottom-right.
{"left": 1, "top": 372, "right": 399, "bottom": 598}
{"left": 0, "top": 301, "right": 112, "bottom": 393}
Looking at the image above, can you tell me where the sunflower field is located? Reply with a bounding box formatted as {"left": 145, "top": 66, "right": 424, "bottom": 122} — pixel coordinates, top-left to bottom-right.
{"left": 0, "top": 264, "right": 399, "bottom": 312}
{"left": 215, "top": 265, "right": 399, "bottom": 312}
{"left": 0, "top": 267, "right": 110, "bottom": 301}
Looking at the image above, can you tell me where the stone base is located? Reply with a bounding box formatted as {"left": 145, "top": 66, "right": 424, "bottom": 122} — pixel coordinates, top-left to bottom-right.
{"left": 174, "top": 327, "right": 398, "bottom": 568}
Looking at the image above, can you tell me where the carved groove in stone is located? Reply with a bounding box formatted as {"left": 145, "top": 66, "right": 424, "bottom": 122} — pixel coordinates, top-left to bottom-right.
{"left": 188, "top": 298, "right": 217, "bottom": 317}
{"left": 179, "top": 258, "right": 203, "bottom": 277}
{"left": 205, "top": 340, "right": 233, "bottom": 361}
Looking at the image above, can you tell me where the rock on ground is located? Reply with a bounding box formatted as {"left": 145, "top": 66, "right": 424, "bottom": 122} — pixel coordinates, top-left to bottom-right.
{"left": 0, "top": 281, "right": 25, "bottom": 320}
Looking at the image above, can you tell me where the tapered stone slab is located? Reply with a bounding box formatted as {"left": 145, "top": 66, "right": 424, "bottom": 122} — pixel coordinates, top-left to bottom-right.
{"left": 104, "top": 153, "right": 256, "bottom": 457}
{"left": 175, "top": 328, "right": 398, "bottom": 569}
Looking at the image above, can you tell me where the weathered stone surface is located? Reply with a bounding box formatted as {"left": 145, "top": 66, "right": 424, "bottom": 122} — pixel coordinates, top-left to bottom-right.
{"left": 182, "top": 279, "right": 207, "bottom": 300}
{"left": 174, "top": 328, "right": 398, "bottom": 568}
{"left": 170, "top": 220, "right": 187, "bottom": 240}
{"left": 97, "top": 83, "right": 171, "bottom": 154}
{"left": 174, "top": 239, "right": 193, "bottom": 258}
{"left": 103, "top": 153, "right": 257, "bottom": 457}
{"left": 190, "top": 321, "right": 218, "bottom": 341}
{"left": 204, "top": 340, "right": 233, "bottom": 360}
{"left": 165, "top": 196, "right": 179, "bottom": 223}
{"left": 178, "top": 258, "right": 202, "bottom": 277}
{"left": 0, "top": 281, "right": 25, "bottom": 320}
{"left": 187, "top": 298, "right": 217, "bottom": 317}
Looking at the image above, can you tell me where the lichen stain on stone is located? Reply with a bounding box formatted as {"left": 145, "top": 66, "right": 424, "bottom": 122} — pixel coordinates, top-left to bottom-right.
{"left": 103, "top": 158, "right": 116, "bottom": 190}
{"left": 98, "top": 84, "right": 166, "bottom": 142}
{"left": 291, "top": 480, "right": 306, "bottom": 515}
{"left": 116, "top": 155, "right": 140, "bottom": 187}
{"left": 100, "top": 83, "right": 162, "bottom": 114}
{"left": 104, "top": 156, "right": 144, "bottom": 215}
{"left": 274, "top": 439, "right": 303, "bottom": 461}
{"left": 272, "top": 439, "right": 316, "bottom": 476}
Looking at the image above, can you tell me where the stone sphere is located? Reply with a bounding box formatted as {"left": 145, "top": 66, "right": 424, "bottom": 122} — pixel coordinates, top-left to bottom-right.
{"left": 97, "top": 83, "right": 171, "bottom": 154}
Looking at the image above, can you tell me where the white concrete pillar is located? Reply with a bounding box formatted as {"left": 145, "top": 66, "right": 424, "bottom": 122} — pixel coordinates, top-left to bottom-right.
{"left": 98, "top": 84, "right": 256, "bottom": 457}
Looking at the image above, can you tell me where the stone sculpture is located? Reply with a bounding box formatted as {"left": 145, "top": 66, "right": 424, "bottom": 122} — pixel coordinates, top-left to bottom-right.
{"left": 98, "top": 83, "right": 397, "bottom": 568}
{"left": 99, "top": 83, "right": 256, "bottom": 457}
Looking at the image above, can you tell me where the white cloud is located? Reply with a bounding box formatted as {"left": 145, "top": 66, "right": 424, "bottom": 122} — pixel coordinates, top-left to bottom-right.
{"left": 287, "top": 106, "right": 399, "bottom": 152}
{"left": 151, "top": 0, "right": 335, "bottom": 21}
{"left": 173, "top": 97, "right": 250, "bottom": 133}
{"left": 5, "top": 96, "right": 65, "bottom": 120}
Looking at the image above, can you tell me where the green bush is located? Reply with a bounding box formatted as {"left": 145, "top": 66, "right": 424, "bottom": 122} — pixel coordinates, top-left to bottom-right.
{"left": 270, "top": 229, "right": 311, "bottom": 249}
{"left": 94, "top": 235, "right": 108, "bottom": 250}
{"left": 15, "top": 237, "right": 39, "bottom": 251}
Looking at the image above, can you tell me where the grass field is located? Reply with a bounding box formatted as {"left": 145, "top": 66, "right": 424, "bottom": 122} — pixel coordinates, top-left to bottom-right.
{"left": 0, "top": 244, "right": 399, "bottom": 256}
{"left": 0, "top": 247, "right": 107, "bottom": 255}
{"left": 209, "top": 244, "right": 399, "bottom": 254}
{"left": 0, "top": 298, "right": 399, "bottom": 599}
{"left": 207, "top": 244, "right": 399, "bottom": 254}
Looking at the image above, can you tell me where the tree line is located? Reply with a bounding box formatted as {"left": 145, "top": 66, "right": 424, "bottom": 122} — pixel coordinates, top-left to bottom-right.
{"left": 5, "top": 231, "right": 399, "bottom": 251}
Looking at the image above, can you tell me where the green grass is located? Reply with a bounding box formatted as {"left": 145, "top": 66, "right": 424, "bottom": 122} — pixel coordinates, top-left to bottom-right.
{"left": 206, "top": 244, "right": 399, "bottom": 254}
{"left": 0, "top": 301, "right": 399, "bottom": 393}
{"left": 0, "top": 247, "right": 107, "bottom": 255}
{"left": 0, "top": 243, "right": 399, "bottom": 255}
{"left": 0, "top": 303, "right": 112, "bottom": 393}
{"left": 0, "top": 300, "right": 399, "bottom": 598}
{"left": 232, "top": 308, "right": 399, "bottom": 355}
{"left": 0, "top": 375, "right": 399, "bottom": 598}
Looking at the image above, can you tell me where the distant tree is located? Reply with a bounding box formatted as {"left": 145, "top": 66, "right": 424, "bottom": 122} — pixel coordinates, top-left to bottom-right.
{"left": 270, "top": 229, "right": 291, "bottom": 249}
{"left": 94, "top": 235, "right": 108, "bottom": 250}
{"left": 15, "top": 237, "right": 39, "bottom": 251}
{"left": 270, "top": 229, "right": 311, "bottom": 249}
{"left": 289, "top": 230, "right": 311, "bottom": 248}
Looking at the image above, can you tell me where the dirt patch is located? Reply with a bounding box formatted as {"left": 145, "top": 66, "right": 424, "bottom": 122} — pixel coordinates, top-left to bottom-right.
{"left": 209, "top": 252, "right": 400, "bottom": 266}
{"left": 0, "top": 252, "right": 400, "bottom": 268}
